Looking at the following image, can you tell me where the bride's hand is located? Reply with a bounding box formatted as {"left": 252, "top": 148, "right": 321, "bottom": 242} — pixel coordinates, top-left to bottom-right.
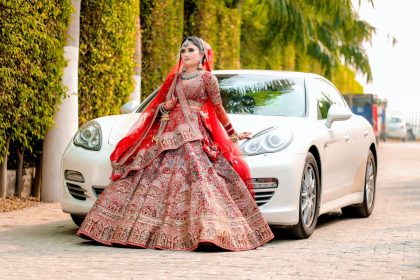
{"left": 237, "top": 132, "right": 252, "bottom": 140}
{"left": 163, "top": 96, "right": 177, "bottom": 111}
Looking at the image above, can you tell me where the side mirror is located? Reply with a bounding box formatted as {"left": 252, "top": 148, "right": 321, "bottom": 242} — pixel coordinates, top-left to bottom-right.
{"left": 325, "top": 104, "right": 352, "bottom": 128}
{"left": 120, "top": 100, "right": 140, "bottom": 114}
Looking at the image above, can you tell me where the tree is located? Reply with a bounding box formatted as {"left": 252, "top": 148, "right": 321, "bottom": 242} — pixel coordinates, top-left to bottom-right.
{"left": 0, "top": 0, "right": 71, "bottom": 199}
{"left": 241, "top": 0, "right": 375, "bottom": 83}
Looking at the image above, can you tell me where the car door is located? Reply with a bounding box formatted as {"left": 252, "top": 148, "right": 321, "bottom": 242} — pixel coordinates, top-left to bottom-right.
{"left": 313, "top": 78, "right": 353, "bottom": 203}
{"left": 345, "top": 114, "right": 372, "bottom": 194}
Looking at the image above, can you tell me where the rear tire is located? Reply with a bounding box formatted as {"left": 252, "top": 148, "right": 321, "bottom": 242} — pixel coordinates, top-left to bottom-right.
{"left": 70, "top": 214, "right": 85, "bottom": 227}
{"left": 342, "top": 150, "right": 376, "bottom": 217}
{"left": 290, "top": 153, "right": 320, "bottom": 239}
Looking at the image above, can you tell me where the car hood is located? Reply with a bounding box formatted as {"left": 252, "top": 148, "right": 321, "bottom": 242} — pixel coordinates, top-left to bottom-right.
{"left": 228, "top": 114, "right": 291, "bottom": 134}
{"left": 108, "top": 113, "right": 142, "bottom": 144}
{"left": 108, "top": 113, "right": 293, "bottom": 145}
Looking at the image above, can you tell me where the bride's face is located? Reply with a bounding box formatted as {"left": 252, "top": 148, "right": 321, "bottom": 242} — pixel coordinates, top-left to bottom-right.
{"left": 180, "top": 41, "right": 202, "bottom": 70}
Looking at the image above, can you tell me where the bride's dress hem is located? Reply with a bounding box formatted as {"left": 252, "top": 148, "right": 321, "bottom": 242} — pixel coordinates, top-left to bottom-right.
{"left": 76, "top": 229, "right": 274, "bottom": 252}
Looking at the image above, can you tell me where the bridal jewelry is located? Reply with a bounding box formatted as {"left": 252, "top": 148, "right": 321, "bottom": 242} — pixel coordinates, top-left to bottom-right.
{"left": 181, "top": 71, "right": 199, "bottom": 80}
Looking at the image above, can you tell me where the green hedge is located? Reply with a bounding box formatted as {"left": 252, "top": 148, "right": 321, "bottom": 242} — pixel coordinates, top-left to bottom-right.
{"left": 185, "top": 0, "right": 241, "bottom": 69}
{"left": 141, "top": 0, "right": 184, "bottom": 96}
{"left": 0, "top": 0, "right": 71, "bottom": 161}
{"left": 78, "top": 0, "right": 137, "bottom": 124}
{"left": 140, "top": 0, "right": 242, "bottom": 95}
{"left": 215, "top": 3, "right": 241, "bottom": 69}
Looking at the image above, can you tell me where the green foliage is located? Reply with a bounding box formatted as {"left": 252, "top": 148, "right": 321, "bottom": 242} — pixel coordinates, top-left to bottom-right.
{"left": 240, "top": 0, "right": 285, "bottom": 69}
{"left": 141, "top": 0, "right": 184, "bottom": 96}
{"left": 0, "top": 0, "right": 71, "bottom": 163}
{"left": 143, "top": 0, "right": 369, "bottom": 97}
{"left": 241, "top": 0, "right": 374, "bottom": 84}
{"left": 185, "top": 0, "right": 241, "bottom": 69}
{"left": 331, "top": 65, "right": 364, "bottom": 94}
{"left": 78, "top": 0, "right": 137, "bottom": 125}
{"left": 215, "top": 3, "right": 241, "bottom": 69}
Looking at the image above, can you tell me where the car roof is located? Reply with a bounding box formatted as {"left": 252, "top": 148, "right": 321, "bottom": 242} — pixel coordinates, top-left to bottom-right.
{"left": 212, "top": 69, "right": 323, "bottom": 80}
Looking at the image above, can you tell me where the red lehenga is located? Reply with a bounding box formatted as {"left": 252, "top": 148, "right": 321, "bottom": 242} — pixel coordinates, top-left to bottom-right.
{"left": 77, "top": 41, "right": 273, "bottom": 251}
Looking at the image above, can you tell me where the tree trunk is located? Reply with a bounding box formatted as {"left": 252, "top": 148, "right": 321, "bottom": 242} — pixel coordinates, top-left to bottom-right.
{"left": 15, "top": 147, "right": 24, "bottom": 197}
{"left": 32, "top": 153, "right": 42, "bottom": 200}
{"left": 0, "top": 137, "right": 11, "bottom": 199}
{"left": 42, "top": 0, "right": 80, "bottom": 202}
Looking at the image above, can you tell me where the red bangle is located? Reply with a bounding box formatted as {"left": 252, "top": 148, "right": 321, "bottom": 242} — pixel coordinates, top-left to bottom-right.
{"left": 223, "top": 122, "right": 236, "bottom": 136}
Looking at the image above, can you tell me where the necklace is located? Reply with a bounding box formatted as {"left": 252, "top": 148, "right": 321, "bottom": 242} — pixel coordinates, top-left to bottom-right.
{"left": 181, "top": 71, "right": 199, "bottom": 80}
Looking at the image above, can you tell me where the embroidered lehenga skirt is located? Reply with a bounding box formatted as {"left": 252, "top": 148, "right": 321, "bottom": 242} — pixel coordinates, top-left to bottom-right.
{"left": 77, "top": 73, "right": 274, "bottom": 251}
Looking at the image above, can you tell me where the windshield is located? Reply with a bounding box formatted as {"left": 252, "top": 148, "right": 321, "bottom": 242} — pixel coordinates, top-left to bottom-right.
{"left": 138, "top": 74, "right": 306, "bottom": 116}
{"left": 217, "top": 74, "right": 306, "bottom": 116}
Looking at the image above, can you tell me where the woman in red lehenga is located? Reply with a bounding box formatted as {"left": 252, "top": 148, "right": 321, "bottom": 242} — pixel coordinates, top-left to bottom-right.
{"left": 77, "top": 36, "right": 274, "bottom": 251}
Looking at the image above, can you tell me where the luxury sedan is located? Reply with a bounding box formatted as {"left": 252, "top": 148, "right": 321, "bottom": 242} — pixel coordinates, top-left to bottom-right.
{"left": 61, "top": 70, "right": 377, "bottom": 238}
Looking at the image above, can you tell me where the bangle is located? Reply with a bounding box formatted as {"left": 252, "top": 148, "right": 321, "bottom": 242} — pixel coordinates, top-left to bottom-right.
{"left": 159, "top": 104, "right": 170, "bottom": 114}
{"left": 223, "top": 122, "right": 236, "bottom": 136}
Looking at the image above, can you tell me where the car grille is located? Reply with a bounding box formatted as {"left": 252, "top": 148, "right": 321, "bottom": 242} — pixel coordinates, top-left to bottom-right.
{"left": 66, "top": 183, "right": 88, "bottom": 201}
{"left": 252, "top": 178, "right": 278, "bottom": 206}
{"left": 92, "top": 186, "right": 105, "bottom": 197}
{"left": 66, "top": 178, "right": 277, "bottom": 205}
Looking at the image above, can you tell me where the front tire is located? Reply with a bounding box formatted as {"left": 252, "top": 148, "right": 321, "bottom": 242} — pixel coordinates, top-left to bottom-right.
{"left": 342, "top": 150, "right": 376, "bottom": 217}
{"left": 290, "top": 153, "right": 320, "bottom": 239}
{"left": 70, "top": 214, "right": 85, "bottom": 227}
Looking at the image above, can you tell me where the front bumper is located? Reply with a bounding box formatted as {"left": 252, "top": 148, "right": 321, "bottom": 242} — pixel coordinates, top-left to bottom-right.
{"left": 244, "top": 151, "right": 306, "bottom": 226}
{"left": 60, "top": 142, "right": 114, "bottom": 215}
{"left": 61, "top": 142, "right": 306, "bottom": 226}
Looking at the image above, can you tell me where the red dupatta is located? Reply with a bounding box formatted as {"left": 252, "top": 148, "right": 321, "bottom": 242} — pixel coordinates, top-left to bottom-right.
{"left": 110, "top": 39, "right": 253, "bottom": 196}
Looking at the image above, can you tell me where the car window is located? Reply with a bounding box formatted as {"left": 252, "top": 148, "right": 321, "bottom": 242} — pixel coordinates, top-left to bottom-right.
{"left": 218, "top": 74, "right": 306, "bottom": 116}
{"left": 314, "top": 78, "right": 346, "bottom": 119}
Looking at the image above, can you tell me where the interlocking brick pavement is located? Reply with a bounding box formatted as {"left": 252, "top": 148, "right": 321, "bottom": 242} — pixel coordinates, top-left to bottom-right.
{"left": 0, "top": 142, "right": 419, "bottom": 279}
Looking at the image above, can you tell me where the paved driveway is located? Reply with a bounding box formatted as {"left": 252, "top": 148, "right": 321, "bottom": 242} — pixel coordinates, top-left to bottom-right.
{"left": 1, "top": 142, "right": 419, "bottom": 279}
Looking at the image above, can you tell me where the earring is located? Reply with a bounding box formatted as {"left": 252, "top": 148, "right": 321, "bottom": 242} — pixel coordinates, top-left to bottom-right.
{"left": 197, "top": 60, "right": 203, "bottom": 70}
{"left": 182, "top": 66, "right": 186, "bottom": 72}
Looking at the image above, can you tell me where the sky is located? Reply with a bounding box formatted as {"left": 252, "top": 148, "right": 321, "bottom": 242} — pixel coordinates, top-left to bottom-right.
{"left": 354, "top": 0, "right": 420, "bottom": 111}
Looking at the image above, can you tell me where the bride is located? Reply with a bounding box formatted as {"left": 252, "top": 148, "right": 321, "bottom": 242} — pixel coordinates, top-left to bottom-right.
{"left": 77, "top": 36, "right": 274, "bottom": 251}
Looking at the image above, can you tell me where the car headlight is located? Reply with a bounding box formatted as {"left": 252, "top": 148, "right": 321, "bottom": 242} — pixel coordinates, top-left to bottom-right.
{"left": 73, "top": 121, "right": 102, "bottom": 151}
{"left": 240, "top": 126, "right": 292, "bottom": 156}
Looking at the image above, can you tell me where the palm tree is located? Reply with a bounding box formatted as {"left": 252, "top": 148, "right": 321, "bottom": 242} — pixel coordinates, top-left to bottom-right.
{"left": 304, "top": 0, "right": 374, "bottom": 80}
{"left": 241, "top": 0, "right": 375, "bottom": 81}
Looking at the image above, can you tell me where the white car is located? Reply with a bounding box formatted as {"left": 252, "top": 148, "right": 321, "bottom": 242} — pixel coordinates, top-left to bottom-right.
{"left": 386, "top": 116, "right": 415, "bottom": 141}
{"left": 61, "top": 70, "right": 377, "bottom": 238}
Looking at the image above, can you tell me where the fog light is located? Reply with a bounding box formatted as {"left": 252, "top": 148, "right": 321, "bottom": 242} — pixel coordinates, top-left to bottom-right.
{"left": 251, "top": 178, "right": 278, "bottom": 188}
{"left": 64, "top": 170, "right": 85, "bottom": 183}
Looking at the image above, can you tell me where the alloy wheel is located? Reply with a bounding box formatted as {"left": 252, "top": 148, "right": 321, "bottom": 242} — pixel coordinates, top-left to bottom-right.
{"left": 365, "top": 157, "right": 375, "bottom": 209}
{"left": 301, "top": 164, "right": 317, "bottom": 228}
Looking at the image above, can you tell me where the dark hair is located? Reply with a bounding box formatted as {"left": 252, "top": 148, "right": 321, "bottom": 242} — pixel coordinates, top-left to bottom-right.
{"left": 181, "top": 36, "right": 204, "bottom": 52}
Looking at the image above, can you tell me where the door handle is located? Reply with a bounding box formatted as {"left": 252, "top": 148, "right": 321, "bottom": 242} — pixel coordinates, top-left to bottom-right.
{"left": 363, "top": 129, "right": 369, "bottom": 137}
{"left": 344, "top": 133, "right": 350, "bottom": 142}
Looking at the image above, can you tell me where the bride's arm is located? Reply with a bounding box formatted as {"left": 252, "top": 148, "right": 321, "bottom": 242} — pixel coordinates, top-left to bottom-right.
{"left": 204, "top": 72, "right": 252, "bottom": 142}
{"left": 213, "top": 104, "right": 252, "bottom": 142}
